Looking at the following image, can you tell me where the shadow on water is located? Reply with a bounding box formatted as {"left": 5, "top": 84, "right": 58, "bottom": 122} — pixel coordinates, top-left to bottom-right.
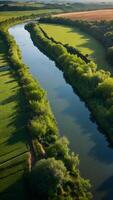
{"left": 55, "top": 83, "right": 113, "bottom": 165}
{"left": 98, "top": 175, "right": 113, "bottom": 200}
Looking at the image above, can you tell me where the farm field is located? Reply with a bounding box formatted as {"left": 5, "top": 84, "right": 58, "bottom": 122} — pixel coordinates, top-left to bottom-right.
{"left": 0, "top": 33, "right": 28, "bottom": 199}
{"left": 40, "top": 23, "right": 111, "bottom": 71}
{"left": 55, "top": 9, "right": 113, "bottom": 21}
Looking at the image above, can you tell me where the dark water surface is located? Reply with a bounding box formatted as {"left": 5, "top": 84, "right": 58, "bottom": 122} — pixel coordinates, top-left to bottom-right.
{"left": 9, "top": 23, "right": 113, "bottom": 200}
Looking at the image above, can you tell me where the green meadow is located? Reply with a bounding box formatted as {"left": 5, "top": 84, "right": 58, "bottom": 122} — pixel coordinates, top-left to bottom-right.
{"left": 40, "top": 23, "right": 111, "bottom": 72}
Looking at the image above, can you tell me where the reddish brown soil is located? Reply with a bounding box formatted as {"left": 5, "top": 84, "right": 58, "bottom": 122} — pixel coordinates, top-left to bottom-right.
{"left": 54, "top": 9, "right": 113, "bottom": 21}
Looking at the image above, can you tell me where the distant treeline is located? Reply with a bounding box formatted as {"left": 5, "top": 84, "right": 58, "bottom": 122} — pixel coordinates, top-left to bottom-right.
{"left": 0, "top": 16, "right": 92, "bottom": 200}
{"left": 1, "top": 2, "right": 113, "bottom": 12}
{"left": 0, "top": 4, "right": 45, "bottom": 11}
{"left": 26, "top": 20, "right": 113, "bottom": 147}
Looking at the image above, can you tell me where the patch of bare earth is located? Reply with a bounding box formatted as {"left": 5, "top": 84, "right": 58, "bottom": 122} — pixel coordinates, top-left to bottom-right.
{"left": 54, "top": 9, "right": 113, "bottom": 21}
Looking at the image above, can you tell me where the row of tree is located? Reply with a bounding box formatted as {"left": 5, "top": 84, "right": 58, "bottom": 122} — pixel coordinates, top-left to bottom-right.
{"left": 0, "top": 17, "right": 92, "bottom": 200}
{"left": 26, "top": 21, "right": 113, "bottom": 147}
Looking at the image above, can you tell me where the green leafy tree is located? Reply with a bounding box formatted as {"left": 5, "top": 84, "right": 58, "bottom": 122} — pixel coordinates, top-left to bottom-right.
{"left": 30, "top": 158, "right": 69, "bottom": 199}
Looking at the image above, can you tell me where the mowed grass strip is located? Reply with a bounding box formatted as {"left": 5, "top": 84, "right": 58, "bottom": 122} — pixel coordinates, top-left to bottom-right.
{"left": 0, "top": 35, "right": 28, "bottom": 199}
{"left": 40, "top": 23, "right": 111, "bottom": 71}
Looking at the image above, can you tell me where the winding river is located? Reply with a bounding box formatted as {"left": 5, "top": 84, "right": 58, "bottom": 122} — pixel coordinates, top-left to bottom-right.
{"left": 9, "top": 23, "right": 113, "bottom": 200}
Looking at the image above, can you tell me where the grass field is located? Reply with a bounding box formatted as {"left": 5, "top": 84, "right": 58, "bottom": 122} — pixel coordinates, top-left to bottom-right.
{"left": 55, "top": 9, "right": 113, "bottom": 21}
{"left": 40, "top": 23, "right": 111, "bottom": 71}
{"left": 0, "top": 34, "right": 29, "bottom": 199}
{"left": 0, "top": 8, "right": 62, "bottom": 22}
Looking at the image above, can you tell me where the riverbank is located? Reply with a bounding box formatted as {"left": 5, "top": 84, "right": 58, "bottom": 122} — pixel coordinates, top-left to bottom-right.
{"left": 26, "top": 22, "right": 113, "bottom": 145}
{"left": 40, "top": 23, "right": 110, "bottom": 71}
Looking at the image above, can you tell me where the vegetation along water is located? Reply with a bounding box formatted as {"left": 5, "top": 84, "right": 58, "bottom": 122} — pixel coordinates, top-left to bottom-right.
{"left": 9, "top": 21, "right": 113, "bottom": 200}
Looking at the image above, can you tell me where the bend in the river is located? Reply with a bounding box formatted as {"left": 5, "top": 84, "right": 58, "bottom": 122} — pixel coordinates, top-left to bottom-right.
{"left": 9, "top": 23, "right": 113, "bottom": 200}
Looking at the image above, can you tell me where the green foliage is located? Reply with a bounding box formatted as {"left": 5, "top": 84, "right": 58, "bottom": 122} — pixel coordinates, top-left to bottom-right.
{"left": 30, "top": 158, "right": 69, "bottom": 198}
{"left": 47, "top": 137, "right": 69, "bottom": 159}
{"left": 96, "top": 78, "right": 113, "bottom": 100}
{"left": 30, "top": 156, "right": 92, "bottom": 200}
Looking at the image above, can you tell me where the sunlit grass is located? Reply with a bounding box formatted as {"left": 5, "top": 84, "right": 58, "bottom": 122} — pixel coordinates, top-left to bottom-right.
{"left": 40, "top": 23, "right": 110, "bottom": 71}
{"left": 0, "top": 29, "right": 28, "bottom": 199}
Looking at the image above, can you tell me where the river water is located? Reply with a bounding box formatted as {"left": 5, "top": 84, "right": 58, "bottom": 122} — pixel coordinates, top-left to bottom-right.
{"left": 9, "top": 23, "right": 113, "bottom": 200}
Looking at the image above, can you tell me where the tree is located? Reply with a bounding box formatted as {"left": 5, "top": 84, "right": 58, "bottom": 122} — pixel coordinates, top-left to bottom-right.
{"left": 29, "top": 158, "right": 69, "bottom": 199}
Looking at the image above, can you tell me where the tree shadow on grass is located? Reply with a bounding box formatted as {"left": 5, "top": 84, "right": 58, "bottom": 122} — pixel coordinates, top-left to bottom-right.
{"left": 6, "top": 90, "right": 29, "bottom": 146}
{"left": 67, "top": 27, "right": 97, "bottom": 53}
{"left": 1, "top": 94, "right": 18, "bottom": 105}
{"left": 68, "top": 27, "right": 110, "bottom": 71}
{"left": 5, "top": 79, "right": 17, "bottom": 84}
{"left": 0, "top": 71, "right": 10, "bottom": 77}
{"left": 0, "top": 173, "right": 28, "bottom": 200}
{"left": 0, "top": 80, "right": 29, "bottom": 146}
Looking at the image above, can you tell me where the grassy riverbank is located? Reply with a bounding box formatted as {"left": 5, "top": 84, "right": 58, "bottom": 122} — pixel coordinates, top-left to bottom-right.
{"left": 40, "top": 23, "right": 111, "bottom": 72}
